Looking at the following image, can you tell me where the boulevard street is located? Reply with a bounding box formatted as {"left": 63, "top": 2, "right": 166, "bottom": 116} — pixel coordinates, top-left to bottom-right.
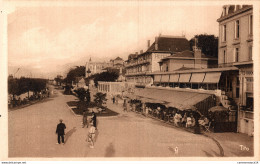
{"left": 8, "top": 86, "right": 220, "bottom": 157}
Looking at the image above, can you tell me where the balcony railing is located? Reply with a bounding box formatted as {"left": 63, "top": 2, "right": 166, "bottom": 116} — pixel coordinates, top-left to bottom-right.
{"left": 218, "top": 63, "right": 234, "bottom": 68}
{"left": 125, "top": 70, "right": 152, "bottom": 76}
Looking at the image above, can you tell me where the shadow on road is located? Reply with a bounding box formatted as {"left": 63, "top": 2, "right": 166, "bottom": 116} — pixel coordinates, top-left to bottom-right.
{"left": 94, "top": 129, "right": 99, "bottom": 142}
{"left": 104, "top": 142, "right": 115, "bottom": 157}
{"left": 202, "top": 150, "right": 220, "bottom": 157}
{"left": 65, "top": 127, "right": 77, "bottom": 144}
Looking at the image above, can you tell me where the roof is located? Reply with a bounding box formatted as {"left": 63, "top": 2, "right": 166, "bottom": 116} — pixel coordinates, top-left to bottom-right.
{"left": 159, "top": 50, "right": 217, "bottom": 62}
{"left": 217, "top": 5, "right": 252, "bottom": 22}
{"left": 150, "top": 66, "right": 239, "bottom": 75}
{"left": 127, "top": 54, "right": 138, "bottom": 60}
{"left": 114, "top": 57, "right": 123, "bottom": 61}
{"left": 75, "top": 77, "right": 85, "bottom": 83}
{"left": 147, "top": 36, "right": 190, "bottom": 53}
{"left": 173, "top": 50, "right": 194, "bottom": 58}
{"left": 133, "top": 88, "right": 212, "bottom": 110}
{"left": 174, "top": 66, "right": 197, "bottom": 71}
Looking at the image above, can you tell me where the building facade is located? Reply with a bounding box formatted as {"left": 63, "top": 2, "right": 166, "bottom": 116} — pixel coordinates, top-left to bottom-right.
{"left": 158, "top": 49, "right": 218, "bottom": 72}
{"left": 85, "top": 58, "right": 112, "bottom": 78}
{"left": 217, "top": 5, "right": 253, "bottom": 136}
{"left": 125, "top": 35, "right": 190, "bottom": 86}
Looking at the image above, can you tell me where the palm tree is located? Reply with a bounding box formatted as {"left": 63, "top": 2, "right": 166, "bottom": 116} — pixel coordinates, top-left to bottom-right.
{"left": 93, "top": 92, "right": 107, "bottom": 108}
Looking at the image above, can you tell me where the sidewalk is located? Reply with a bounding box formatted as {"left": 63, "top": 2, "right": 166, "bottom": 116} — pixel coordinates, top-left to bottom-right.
{"left": 205, "top": 131, "right": 254, "bottom": 157}
{"left": 91, "top": 90, "right": 254, "bottom": 157}
{"left": 106, "top": 98, "right": 254, "bottom": 157}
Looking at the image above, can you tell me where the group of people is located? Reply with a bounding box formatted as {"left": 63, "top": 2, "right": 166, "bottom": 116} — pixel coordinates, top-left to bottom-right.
{"left": 140, "top": 105, "right": 211, "bottom": 130}
{"left": 55, "top": 111, "right": 98, "bottom": 148}
{"left": 112, "top": 96, "right": 119, "bottom": 105}
{"left": 8, "top": 88, "right": 50, "bottom": 108}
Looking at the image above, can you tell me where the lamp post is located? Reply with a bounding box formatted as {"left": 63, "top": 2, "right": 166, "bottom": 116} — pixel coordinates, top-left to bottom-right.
{"left": 86, "top": 68, "right": 91, "bottom": 89}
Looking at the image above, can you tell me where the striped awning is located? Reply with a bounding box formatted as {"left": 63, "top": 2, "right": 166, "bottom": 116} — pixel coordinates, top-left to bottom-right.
{"left": 190, "top": 73, "right": 206, "bottom": 83}
{"left": 178, "top": 73, "right": 191, "bottom": 83}
{"left": 203, "top": 72, "right": 222, "bottom": 83}
{"left": 154, "top": 75, "right": 162, "bottom": 82}
{"left": 161, "top": 75, "right": 170, "bottom": 82}
{"left": 169, "top": 74, "right": 179, "bottom": 82}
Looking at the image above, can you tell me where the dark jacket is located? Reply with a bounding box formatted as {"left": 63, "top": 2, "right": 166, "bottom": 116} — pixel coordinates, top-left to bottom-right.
{"left": 56, "top": 123, "right": 66, "bottom": 135}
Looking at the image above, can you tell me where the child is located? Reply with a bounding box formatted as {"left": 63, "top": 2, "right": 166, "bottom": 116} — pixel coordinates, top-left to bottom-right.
{"left": 88, "top": 122, "right": 96, "bottom": 148}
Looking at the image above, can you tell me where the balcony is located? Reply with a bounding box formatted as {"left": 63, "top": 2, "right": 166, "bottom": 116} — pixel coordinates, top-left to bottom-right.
{"left": 125, "top": 70, "right": 152, "bottom": 76}
{"left": 218, "top": 63, "right": 234, "bottom": 68}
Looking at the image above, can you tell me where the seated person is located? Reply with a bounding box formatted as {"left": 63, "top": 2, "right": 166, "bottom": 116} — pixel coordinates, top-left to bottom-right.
{"left": 186, "top": 116, "right": 192, "bottom": 128}
{"left": 191, "top": 115, "right": 196, "bottom": 127}
{"left": 174, "top": 112, "right": 182, "bottom": 126}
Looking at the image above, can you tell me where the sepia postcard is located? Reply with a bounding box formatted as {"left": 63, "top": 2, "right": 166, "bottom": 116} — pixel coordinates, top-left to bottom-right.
{"left": 0, "top": 0, "right": 259, "bottom": 163}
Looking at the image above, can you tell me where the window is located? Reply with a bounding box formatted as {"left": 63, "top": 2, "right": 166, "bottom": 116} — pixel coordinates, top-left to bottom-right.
{"left": 249, "top": 15, "right": 253, "bottom": 35}
{"left": 223, "top": 50, "right": 226, "bottom": 63}
{"left": 222, "top": 25, "right": 227, "bottom": 42}
{"left": 235, "top": 20, "right": 240, "bottom": 39}
{"left": 234, "top": 48, "right": 239, "bottom": 62}
{"left": 249, "top": 46, "right": 253, "bottom": 61}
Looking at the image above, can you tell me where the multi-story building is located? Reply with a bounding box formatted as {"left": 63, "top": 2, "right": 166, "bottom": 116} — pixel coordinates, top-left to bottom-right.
{"left": 110, "top": 57, "right": 124, "bottom": 69}
{"left": 85, "top": 58, "right": 112, "bottom": 78}
{"left": 158, "top": 49, "right": 218, "bottom": 72}
{"left": 125, "top": 35, "right": 190, "bottom": 86}
{"left": 217, "top": 5, "right": 253, "bottom": 136}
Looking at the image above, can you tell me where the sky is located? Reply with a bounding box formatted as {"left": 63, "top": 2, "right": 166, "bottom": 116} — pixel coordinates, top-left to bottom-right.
{"left": 7, "top": 2, "right": 223, "bottom": 79}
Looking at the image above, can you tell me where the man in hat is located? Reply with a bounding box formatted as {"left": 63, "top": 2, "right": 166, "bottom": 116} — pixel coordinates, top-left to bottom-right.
{"left": 56, "top": 119, "right": 66, "bottom": 144}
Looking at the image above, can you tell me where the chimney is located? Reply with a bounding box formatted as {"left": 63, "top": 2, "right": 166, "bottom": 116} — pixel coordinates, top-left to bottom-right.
{"left": 135, "top": 52, "right": 138, "bottom": 55}
{"left": 147, "top": 40, "right": 150, "bottom": 49}
{"left": 194, "top": 49, "right": 202, "bottom": 69}
{"left": 194, "top": 49, "right": 202, "bottom": 59}
{"left": 155, "top": 37, "right": 159, "bottom": 50}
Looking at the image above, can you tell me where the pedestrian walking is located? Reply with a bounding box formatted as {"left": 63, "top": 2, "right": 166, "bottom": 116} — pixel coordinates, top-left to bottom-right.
{"left": 87, "top": 121, "right": 96, "bottom": 148}
{"left": 112, "top": 96, "right": 115, "bottom": 104}
{"left": 56, "top": 119, "right": 66, "bottom": 145}
{"left": 82, "top": 111, "right": 88, "bottom": 128}
{"left": 91, "top": 112, "right": 97, "bottom": 130}
{"left": 123, "top": 99, "right": 127, "bottom": 112}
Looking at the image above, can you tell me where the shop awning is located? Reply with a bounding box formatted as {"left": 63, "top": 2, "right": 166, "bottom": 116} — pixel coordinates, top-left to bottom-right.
{"left": 169, "top": 74, "right": 179, "bottom": 82}
{"left": 190, "top": 73, "right": 206, "bottom": 83}
{"left": 154, "top": 75, "right": 161, "bottom": 82}
{"left": 140, "top": 97, "right": 166, "bottom": 104}
{"left": 203, "top": 72, "right": 221, "bottom": 83}
{"left": 178, "top": 73, "right": 191, "bottom": 83}
{"left": 161, "top": 75, "right": 170, "bottom": 82}
{"left": 125, "top": 94, "right": 139, "bottom": 100}
{"left": 208, "top": 106, "right": 229, "bottom": 112}
{"left": 134, "top": 88, "right": 212, "bottom": 110}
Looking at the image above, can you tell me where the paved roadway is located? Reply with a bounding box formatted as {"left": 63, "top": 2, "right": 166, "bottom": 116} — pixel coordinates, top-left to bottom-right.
{"left": 8, "top": 86, "right": 221, "bottom": 157}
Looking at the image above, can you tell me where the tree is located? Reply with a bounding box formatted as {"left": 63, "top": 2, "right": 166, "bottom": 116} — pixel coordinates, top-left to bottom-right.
{"left": 65, "top": 66, "right": 86, "bottom": 84}
{"left": 92, "top": 71, "right": 119, "bottom": 87}
{"left": 86, "top": 89, "right": 91, "bottom": 105}
{"left": 74, "top": 88, "right": 87, "bottom": 101}
{"left": 93, "top": 92, "right": 107, "bottom": 107}
{"left": 74, "top": 87, "right": 88, "bottom": 111}
{"left": 8, "top": 78, "right": 19, "bottom": 98}
{"left": 189, "top": 34, "right": 218, "bottom": 58}
{"left": 30, "top": 78, "right": 47, "bottom": 94}
{"left": 54, "top": 75, "right": 63, "bottom": 86}
{"left": 8, "top": 77, "right": 47, "bottom": 97}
